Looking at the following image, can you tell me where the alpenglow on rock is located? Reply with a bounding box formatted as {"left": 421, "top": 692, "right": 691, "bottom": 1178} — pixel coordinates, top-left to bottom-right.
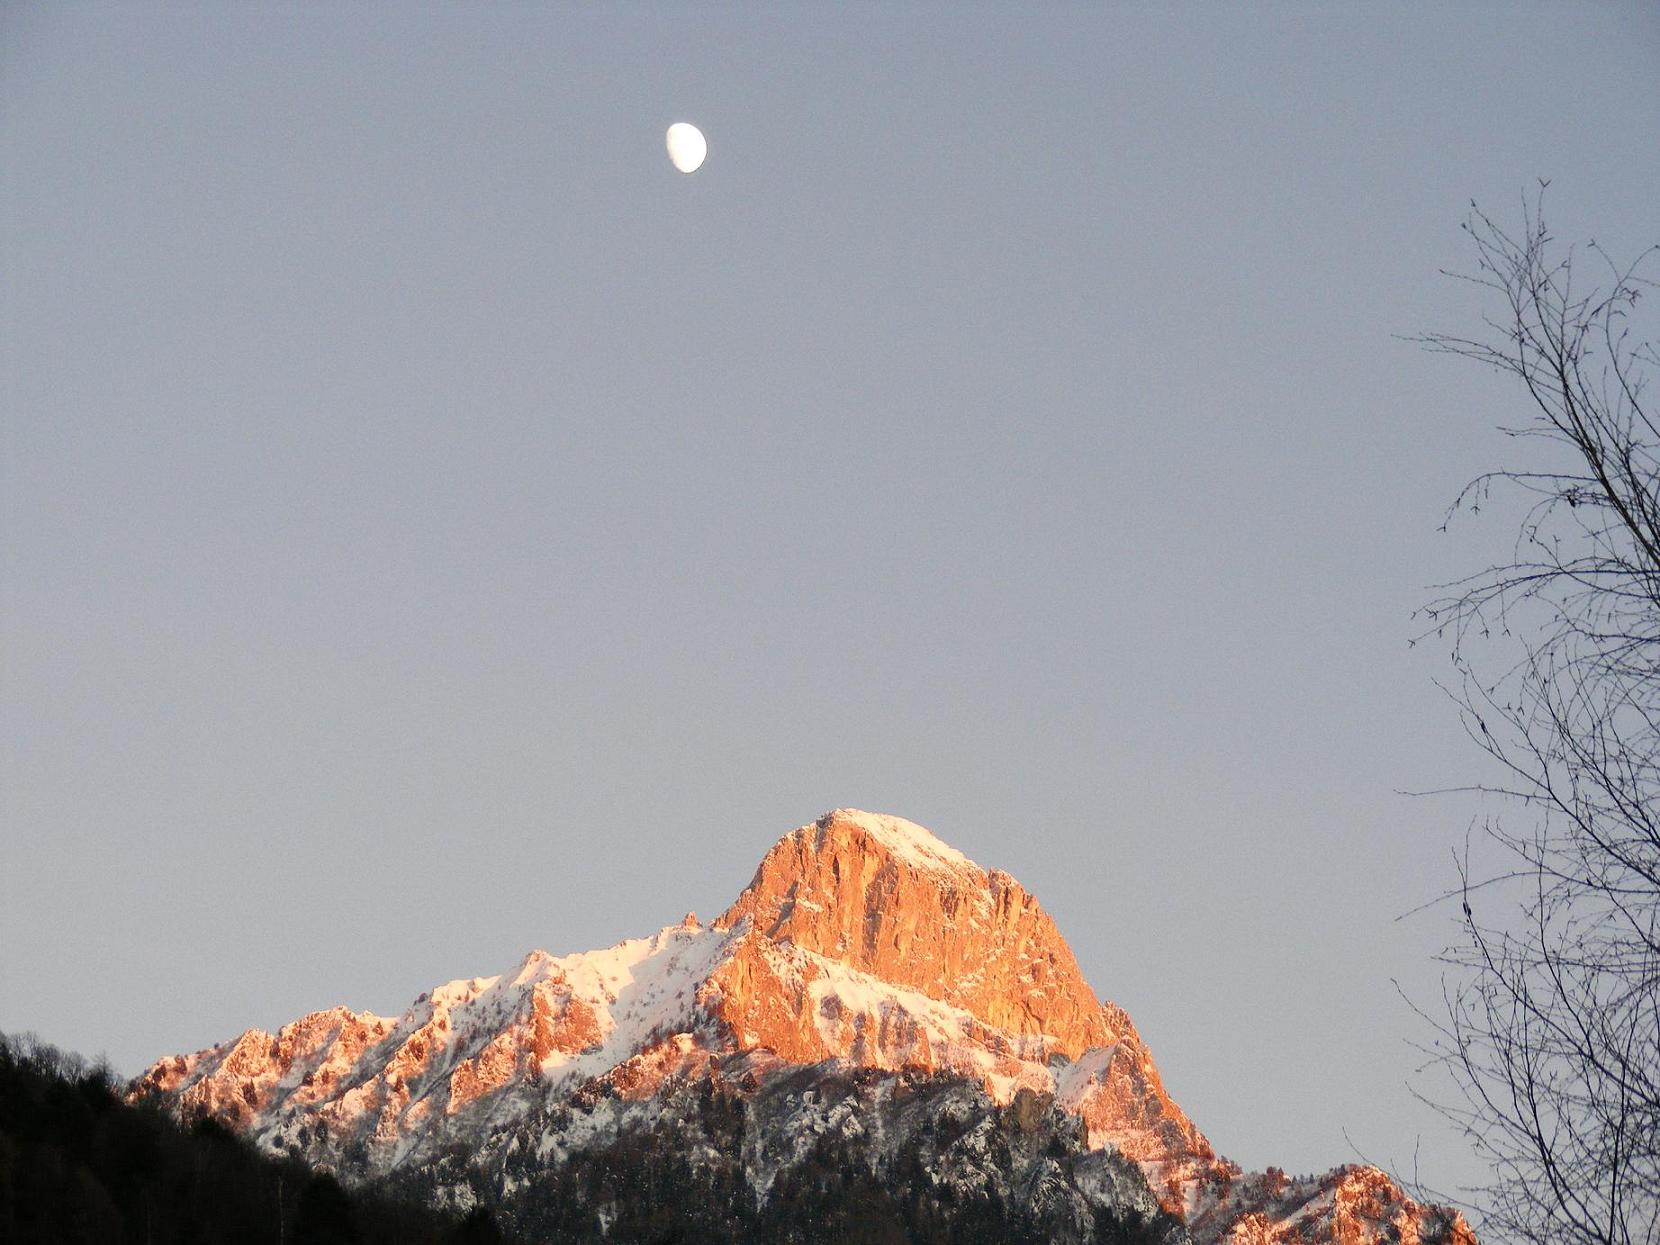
{"left": 135, "top": 810, "right": 1476, "bottom": 1244}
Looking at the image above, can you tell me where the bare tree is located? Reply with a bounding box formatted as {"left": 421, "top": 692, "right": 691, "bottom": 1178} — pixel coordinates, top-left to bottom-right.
{"left": 1413, "top": 190, "right": 1660, "bottom": 1245}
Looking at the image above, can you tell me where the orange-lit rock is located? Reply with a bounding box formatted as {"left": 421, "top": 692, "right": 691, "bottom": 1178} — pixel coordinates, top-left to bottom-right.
{"left": 1206, "top": 1165, "right": 1478, "bottom": 1245}
{"left": 716, "top": 810, "right": 1114, "bottom": 1056}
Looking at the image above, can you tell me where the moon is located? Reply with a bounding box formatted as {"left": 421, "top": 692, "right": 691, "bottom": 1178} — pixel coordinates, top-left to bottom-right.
{"left": 666, "top": 122, "right": 707, "bottom": 174}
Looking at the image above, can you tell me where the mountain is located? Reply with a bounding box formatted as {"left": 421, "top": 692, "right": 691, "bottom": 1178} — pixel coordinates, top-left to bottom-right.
{"left": 134, "top": 810, "right": 1474, "bottom": 1244}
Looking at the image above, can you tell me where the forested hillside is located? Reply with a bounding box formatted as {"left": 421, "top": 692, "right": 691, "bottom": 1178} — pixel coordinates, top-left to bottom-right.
{"left": 0, "top": 1032, "right": 507, "bottom": 1245}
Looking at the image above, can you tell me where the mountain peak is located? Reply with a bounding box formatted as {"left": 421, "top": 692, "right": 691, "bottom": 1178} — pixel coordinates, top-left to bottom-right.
{"left": 713, "top": 809, "right": 1115, "bottom": 1060}
{"left": 813, "top": 808, "right": 979, "bottom": 873}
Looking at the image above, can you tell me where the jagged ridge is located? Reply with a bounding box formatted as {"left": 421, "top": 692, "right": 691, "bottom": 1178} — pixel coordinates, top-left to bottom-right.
{"left": 134, "top": 810, "right": 1474, "bottom": 1244}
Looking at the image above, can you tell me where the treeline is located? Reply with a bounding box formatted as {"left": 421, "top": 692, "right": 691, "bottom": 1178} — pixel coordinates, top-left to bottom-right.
{"left": 503, "top": 1121, "right": 1175, "bottom": 1245}
{"left": 471, "top": 1074, "right": 1181, "bottom": 1245}
{"left": 0, "top": 1031, "right": 509, "bottom": 1245}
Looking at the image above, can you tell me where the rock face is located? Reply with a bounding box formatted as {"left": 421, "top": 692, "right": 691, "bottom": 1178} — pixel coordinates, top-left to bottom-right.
{"left": 713, "top": 812, "right": 1114, "bottom": 1056}
{"left": 134, "top": 810, "right": 1474, "bottom": 1245}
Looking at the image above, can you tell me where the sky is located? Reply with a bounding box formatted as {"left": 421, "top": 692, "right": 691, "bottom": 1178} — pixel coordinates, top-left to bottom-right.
{"left": 3, "top": 1, "right": 1657, "bottom": 1205}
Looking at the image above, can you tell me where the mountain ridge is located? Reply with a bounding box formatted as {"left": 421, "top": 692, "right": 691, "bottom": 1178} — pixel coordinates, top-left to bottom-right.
{"left": 135, "top": 809, "right": 1473, "bottom": 1244}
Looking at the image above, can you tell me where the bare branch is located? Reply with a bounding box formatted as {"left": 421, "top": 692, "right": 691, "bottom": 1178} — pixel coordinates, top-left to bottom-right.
{"left": 1412, "top": 193, "right": 1660, "bottom": 1245}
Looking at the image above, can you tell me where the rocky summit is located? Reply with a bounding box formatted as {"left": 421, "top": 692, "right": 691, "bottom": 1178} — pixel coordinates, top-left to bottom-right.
{"left": 134, "top": 810, "right": 1475, "bottom": 1244}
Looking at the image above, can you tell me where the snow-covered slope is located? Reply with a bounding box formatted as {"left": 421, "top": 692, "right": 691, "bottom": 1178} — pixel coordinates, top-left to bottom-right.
{"left": 134, "top": 809, "right": 1473, "bottom": 1244}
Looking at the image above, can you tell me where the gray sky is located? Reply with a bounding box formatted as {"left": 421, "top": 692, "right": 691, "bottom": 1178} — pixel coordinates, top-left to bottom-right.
{"left": 4, "top": 1, "right": 1657, "bottom": 1201}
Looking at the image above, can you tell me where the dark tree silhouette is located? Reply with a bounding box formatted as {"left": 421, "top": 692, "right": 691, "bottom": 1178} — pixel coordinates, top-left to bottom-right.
{"left": 0, "top": 1031, "right": 505, "bottom": 1245}
{"left": 1415, "top": 191, "right": 1660, "bottom": 1244}
{"left": 448, "top": 1207, "right": 505, "bottom": 1245}
{"left": 295, "top": 1173, "right": 363, "bottom": 1245}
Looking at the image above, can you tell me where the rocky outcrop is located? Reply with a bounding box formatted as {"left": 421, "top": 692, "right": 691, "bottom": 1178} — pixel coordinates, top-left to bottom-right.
{"left": 133, "top": 809, "right": 1473, "bottom": 1245}
{"left": 1200, "top": 1165, "right": 1477, "bottom": 1245}
{"left": 714, "top": 810, "right": 1114, "bottom": 1056}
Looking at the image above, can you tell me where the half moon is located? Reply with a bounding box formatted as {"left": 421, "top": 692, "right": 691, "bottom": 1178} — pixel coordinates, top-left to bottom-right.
{"left": 666, "top": 122, "right": 707, "bottom": 174}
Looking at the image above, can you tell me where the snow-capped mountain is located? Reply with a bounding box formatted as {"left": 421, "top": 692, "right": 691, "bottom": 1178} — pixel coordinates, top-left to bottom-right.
{"left": 135, "top": 810, "right": 1474, "bottom": 1244}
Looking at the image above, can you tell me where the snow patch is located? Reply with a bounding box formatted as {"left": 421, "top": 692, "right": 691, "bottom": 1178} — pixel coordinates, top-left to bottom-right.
{"left": 823, "top": 809, "right": 979, "bottom": 875}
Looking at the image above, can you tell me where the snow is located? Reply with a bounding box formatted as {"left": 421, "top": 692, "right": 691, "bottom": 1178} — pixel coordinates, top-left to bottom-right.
{"left": 789, "top": 941, "right": 1055, "bottom": 1098}
{"left": 374, "top": 922, "right": 739, "bottom": 1108}
{"left": 1053, "top": 1045, "right": 1122, "bottom": 1111}
{"left": 823, "top": 809, "right": 979, "bottom": 875}
{"left": 529, "top": 923, "right": 735, "bottom": 1089}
